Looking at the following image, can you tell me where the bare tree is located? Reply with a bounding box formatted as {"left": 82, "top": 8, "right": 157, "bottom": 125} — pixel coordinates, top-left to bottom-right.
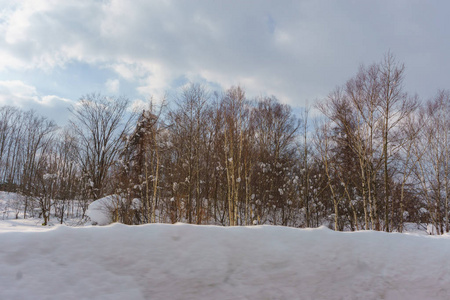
{"left": 415, "top": 90, "right": 450, "bottom": 234}
{"left": 314, "top": 119, "right": 342, "bottom": 230}
{"left": 345, "top": 64, "right": 384, "bottom": 230}
{"left": 221, "top": 86, "right": 248, "bottom": 226}
{"left": 378, "top": 52, "right": 418, "bottom": 231}
{"left": 0, "top": 106, "right": 22, "bottom": 188}
{"left": 251, "top": 96, "right": 300, "bottom": 225}
{"left": 70, "top": 94, "right": 135, "bottom": 201}
{"left": 167, "top": 84, "right": 211, "bottom": 224}
{"left": 54, "top": 128, "right": 81, "bottom": 223}
{"left": 21, "top": 110, "right": 57, "bottom": 218}
{"left": 298, "top": 106, "right": 312, "bottom": 227}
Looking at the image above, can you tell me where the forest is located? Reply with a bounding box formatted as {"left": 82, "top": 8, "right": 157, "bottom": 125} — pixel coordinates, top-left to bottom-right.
{"left": 1, "top": 53, "right": 449, "bottom": 233}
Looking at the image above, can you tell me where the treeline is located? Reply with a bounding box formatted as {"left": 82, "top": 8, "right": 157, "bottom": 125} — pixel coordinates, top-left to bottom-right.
{"left": 1, "top": 53, "right": 449, "bottom": 232}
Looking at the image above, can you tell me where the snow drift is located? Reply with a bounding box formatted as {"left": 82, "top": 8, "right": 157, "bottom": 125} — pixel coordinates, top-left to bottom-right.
{"left": 85, "top": 195, "right": 118, "bottom": 225}
{"left": 1, "top": 224, "right": 450, "bottom": 300}
{"left": 86, "top": 195, "right": 141, "bottom": 225}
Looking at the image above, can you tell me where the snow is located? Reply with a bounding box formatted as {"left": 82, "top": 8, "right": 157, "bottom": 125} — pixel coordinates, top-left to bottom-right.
{"left": 1, "top": 223, "right": 450, "bottom": 299}
{"left": 85, "top": 195, "right": 119, "bottom": 225}
{"left": 0, "top": 191, "right": 26, "bottom": 220}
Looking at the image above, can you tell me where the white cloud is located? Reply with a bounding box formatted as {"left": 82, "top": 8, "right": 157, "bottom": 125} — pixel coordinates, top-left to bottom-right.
{"left": 0, "top": 80, "right": 73, "bottom": 124}
{"left": 130, "top": 99, "right": 148, "bottom": 112}
{"left": 105, "top": 79, "right": 120, "bottom": 94}
{"left": 110, "top": 62, "right": 149, "bottom": 82}
{"left": 0, "top": 0, "right": 449, "bottom": 107}
{"left": 0, "top": 80, "right": 72, "bottom": 107}
{"left": 0, "top": 80, "right": 39, "bottom": 105}
{"left": 41, "top": 95, "right": 72, "bottom": 106}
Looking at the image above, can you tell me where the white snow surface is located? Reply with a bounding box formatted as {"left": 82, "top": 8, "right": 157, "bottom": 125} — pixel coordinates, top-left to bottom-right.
{"left": 1, "top": 223, "right": 450, "bottom": 300}
{"left": 85, "top": 195, "right": 119, "bottom": 225}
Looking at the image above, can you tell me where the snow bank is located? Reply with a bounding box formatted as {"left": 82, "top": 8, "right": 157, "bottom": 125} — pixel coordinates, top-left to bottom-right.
{"left": 85, "top": 195, "right": 119, "bottom": 225}
{"left": 0, "top": 191, "right": 28, "bottom": 220}
{"left": 1, "top": 224, "right": 450, "bottom": 300}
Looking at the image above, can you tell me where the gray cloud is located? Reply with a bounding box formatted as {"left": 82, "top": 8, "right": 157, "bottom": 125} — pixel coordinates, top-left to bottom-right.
{"left": 0, "top": 0, "right": 449, "bottom": 112}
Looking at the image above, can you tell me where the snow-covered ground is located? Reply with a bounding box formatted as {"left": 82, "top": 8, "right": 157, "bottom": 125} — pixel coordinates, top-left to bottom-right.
{"left": 1, "top": 222, "right": 450, "bottom": 300}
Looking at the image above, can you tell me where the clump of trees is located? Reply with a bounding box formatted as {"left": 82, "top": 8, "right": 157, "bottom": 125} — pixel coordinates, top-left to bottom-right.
{"left": 0, "top": 53, "right": 449, "bottom": 233}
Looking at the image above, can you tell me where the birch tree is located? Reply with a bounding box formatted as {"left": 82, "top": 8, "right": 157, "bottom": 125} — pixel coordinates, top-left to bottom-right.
{"left": 378, "top": 52, "right": 418, "bottom": 231}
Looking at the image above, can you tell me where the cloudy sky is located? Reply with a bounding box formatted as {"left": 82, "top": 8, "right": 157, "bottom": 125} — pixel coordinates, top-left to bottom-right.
{"left": 0, "top": 0, "right": 449, "bottom": 124}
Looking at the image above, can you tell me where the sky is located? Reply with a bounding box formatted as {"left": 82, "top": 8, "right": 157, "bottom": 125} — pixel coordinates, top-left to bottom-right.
{"left": 0, "top": 0, "right": 449, "bottom": 125}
